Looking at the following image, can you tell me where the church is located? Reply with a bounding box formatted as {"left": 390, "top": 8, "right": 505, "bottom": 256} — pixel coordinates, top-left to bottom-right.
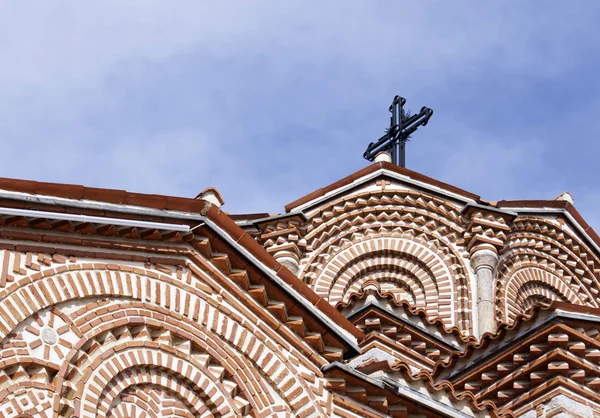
{"left": 0, "top": 108, "right": 599, "bottom": 417}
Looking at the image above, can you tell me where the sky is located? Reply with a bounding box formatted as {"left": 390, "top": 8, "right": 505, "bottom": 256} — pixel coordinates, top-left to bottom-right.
{"left": 1, "top": 2, "right": 600, "bottom": 231}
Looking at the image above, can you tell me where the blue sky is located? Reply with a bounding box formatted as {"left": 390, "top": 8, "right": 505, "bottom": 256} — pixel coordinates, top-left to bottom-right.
{"left": 1, "top": 2, "right": 600, "bottom": 230}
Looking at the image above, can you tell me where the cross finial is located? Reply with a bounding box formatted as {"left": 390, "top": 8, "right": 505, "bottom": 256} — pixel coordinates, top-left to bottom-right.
{"left": 363, "top": 95, "right": 433, "bottom": 167}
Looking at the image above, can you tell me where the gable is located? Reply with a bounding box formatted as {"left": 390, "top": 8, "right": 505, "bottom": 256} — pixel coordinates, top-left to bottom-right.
{"left": 251, "top": 161, "right": 600, "bottom": 343}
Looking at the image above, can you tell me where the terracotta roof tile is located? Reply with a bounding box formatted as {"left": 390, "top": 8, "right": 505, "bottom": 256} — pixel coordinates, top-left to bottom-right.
{"left": 195, "top": 186, "right": 225, "bottom": 205}
{"left": 389, "top": 361, "right": 509, "bottom": 418}
{"left": 0, "top": 177, "right": 207, "bottom": 213}
{"left": 340, "top": 290, "right": 475, "bottom": 343}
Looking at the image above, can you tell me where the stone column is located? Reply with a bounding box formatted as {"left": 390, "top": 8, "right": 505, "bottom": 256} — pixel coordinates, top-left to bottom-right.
{"left": 273, "top": 251, "right": 301, "bottom": 276}
{"left": 470, "top": 249, "right": 499, "bottom": 338}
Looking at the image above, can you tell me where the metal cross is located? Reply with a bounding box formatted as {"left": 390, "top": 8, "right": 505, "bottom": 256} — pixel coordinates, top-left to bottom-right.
{"left": 363, "top": 95, "right": 434, "bottom": 167}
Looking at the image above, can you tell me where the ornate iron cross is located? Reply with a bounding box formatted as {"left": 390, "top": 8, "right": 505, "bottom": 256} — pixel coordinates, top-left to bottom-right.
{"left": 363, "top": 95, "right": 434, "bottom": 167}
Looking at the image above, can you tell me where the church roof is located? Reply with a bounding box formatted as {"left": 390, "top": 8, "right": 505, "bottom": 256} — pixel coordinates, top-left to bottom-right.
{"left": 2, "top": 160, "right": 600, "bottom": 417}
{"left": 323, "top": 361, "right": 498, "bottom": 417}
{"left": 279, "top": 160, "right": 600, "bottom": 258}
{"left": 0, "top": 176, "right": 364, "bottom": 356}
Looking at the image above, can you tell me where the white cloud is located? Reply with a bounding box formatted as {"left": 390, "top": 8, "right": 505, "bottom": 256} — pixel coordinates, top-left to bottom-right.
{"left": 0, "top": 1, "right": 599, "bottom": 231}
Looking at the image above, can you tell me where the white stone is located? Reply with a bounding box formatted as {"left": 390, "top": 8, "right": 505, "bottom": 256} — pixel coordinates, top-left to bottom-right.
{"left": 278, "top": 257, "right": 300, "bottom": 276}
{"left": 470, "top": 249, "right": 499, "bottom": 338}
{"left": 41, "top": 327, "right": 58, "bottom": 345}
{"left": 196, "top": 187, "right": 224, "bottom": 208}
{"left": 546, "top": 394, "right": 593, "bottom": 417}
{"left": 555, "top": 191, "right": 575, "bottom": 205}
{"left": 374, "top": 152, "right": 392, "bottom": 163}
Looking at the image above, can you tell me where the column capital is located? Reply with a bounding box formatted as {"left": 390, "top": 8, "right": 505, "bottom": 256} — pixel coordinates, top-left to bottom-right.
{"left": 470, "top": 249, "right": 498, "bottom": 272}
{"left": 462, "top": 205, "right": 514, "bottom": 254}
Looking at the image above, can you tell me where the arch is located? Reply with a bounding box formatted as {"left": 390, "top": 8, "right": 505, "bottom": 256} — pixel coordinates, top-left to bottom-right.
{"left": 510, "top": 217, "right": 600, "bottom": 290}
{"left": 498, "top": 218, "right": 600, "bottom": 316}
{"left": 315, "top": 237, "right": 456, "bottom": 326}
{"left": 521, "top": 293, "right": 558, "bottom": 312}
{"left": 108, "top": 385, "right": 195, "bottom": 418}
{"left": 332, "top": 251, "right": 427, "bottom": 307}
{"left": 298, "top": 189, "right": 472, "bottom": 331}
{"left": 500, "top": 267, "right": 583, "bottom": 323}
{"left": 93, "top": 364, "right": 219, "bottom": 417}
{"left": 495, "top": 244, "right": 599, "bottom": 324}
{"left": 0, "top": 265, "right": 326, "bottom": 417}
{"left": 56, "top": 300, "right": 285, "bottom": 414}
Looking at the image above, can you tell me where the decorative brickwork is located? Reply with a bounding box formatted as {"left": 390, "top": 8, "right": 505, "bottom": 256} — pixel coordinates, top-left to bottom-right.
{"left": 294, "top": 187, "right": 473, "bottom": 333}
{"left": 315, "top": 237, "right": 456, "bottom": 325}
{"left": 2, "top": 159, "right": 600, "bottom": 416}
{"left": 496, "top": 217, "right": 600, "bottom": 324}
{"left": 258, "top": 215, "right": 305, "bottom": 273}
{"left": 0, "top": 243, "right": 342, "bottom": 417}
{"left": 437, "top": 303, "right": 600, "bottom": 417}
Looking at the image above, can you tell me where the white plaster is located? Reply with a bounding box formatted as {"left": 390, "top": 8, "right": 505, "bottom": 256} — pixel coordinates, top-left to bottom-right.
{"left": 555, "top": 191, "right": 575, "bottom": 205}
{"left": 278, "top": 257, "right": 300, "bottom": 276}
{"left": 518, "top": 410, "right": 536, "bottom": 418}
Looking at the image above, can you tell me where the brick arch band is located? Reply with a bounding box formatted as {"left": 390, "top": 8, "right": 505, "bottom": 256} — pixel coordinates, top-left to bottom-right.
{"left": 497, "top": 220, "right": 600, "bottom": 324}
{"left": 107, "top": 384, "right": 194, "bottom": 418}
{"left": 58, "top": 300, "right": 266, "bottom": 417}
{"left": 500, "top": 266, "right": 584, "bottom": 324}
{"left": 314, "top": 237, "right": 457, "bottom": 326}
{"left": 82, "top": 347, "right": 235, "bottom": 417}
{"left": 0, "top": 264, "right": 327, "bottom": 417}
{"left": 330, "top": 251, "right": 429, "bottom": 308}
{"left": 298, "top": 189, "right": 472, "bottom": 331}
{"left": 107, "top": 386, "right": 169, "bottom": 418}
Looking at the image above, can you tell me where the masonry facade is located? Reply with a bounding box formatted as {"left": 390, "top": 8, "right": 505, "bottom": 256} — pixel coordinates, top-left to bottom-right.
{"left": 0, "top": 155, "right": 599, "bottom": 417}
